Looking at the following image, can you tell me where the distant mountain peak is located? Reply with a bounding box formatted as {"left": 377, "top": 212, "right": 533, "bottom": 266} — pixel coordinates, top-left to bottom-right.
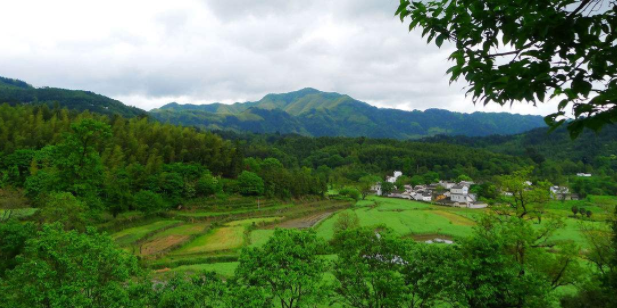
{"left": 150, "top": 88, "right": 546, "bottom": 139}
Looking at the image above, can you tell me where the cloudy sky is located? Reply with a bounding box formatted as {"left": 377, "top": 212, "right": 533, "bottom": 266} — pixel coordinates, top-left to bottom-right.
{"left": 0, "top": 0, "right": 558, "bottom": 115}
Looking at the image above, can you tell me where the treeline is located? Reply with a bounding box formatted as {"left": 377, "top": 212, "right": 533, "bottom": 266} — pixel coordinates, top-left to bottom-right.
{"left": 422, "top": 124, "right": 617, "bottom": 189}
{"left": 0, "top": 105, "right": 325, "bottom": 214}
{"left": 219, "top": 131, "right": 531, "bottom": 183}
{"left": 218, "top": 128, "right": 617, "bottom": 196}
{"left": 0, "top": 77, "right": 146, "bottom": 118}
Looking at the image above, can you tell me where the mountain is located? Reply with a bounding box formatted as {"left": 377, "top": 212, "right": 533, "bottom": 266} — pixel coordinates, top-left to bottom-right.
{"left": 0, "top": 76, "right": 146, "bottom": 118}
{"left": 151, "top": 88, "right": 546, "bottom": 139}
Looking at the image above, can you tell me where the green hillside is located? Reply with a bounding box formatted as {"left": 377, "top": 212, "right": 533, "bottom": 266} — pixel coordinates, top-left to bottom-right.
{"left": 0, "top": 76, "right": 146, "bottom": 118}
{"left": 151, "top": 88, "right": 546, "bottom": 138}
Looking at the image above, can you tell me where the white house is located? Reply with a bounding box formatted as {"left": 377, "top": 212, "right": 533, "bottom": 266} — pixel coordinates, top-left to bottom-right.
{"left": 371, "top": 183, "right": 382, "bottom": 196}
{"left": 448, "top": 182, "right": 485, "bottom": 208}
{"left": 438, "top": 181, "right": 456, "bottom": 189}
{"left": 411, "top": 190, "right": 432, "bottom": 202}
{"left": 577, "top": 173, "right": 592, "bottom": 177}
{"left": 450, "top": 184, "right": 469, "bottom": 195}
{"left": 386, "top": 171, "right": 403, "bottom": 183}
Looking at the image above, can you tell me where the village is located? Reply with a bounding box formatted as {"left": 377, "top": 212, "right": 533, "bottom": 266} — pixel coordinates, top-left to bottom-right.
{"left": 372, "top": 171, "right": 583, "bottom": 209}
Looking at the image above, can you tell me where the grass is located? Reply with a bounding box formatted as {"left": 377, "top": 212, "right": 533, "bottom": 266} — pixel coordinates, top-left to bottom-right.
{"left": 315, "top": 197, "right": 476, "bottom": 241}
{"left": 225, "top": 217, "right": 282, "bottom": 227}
{"left": 172, "top": 226, "right": 245, "bottom": 255}
{"left": 249, "top": 229, "right": 275, "bottom": 247}
{"left": 0, "top": 208, "right": 38, "bottom": 219}
{"left": 172, "top": 204, "right": 293, "bottom": 217}
{"left": 111, "top": 220, "right": 181, "bottom": 247}
{"left": 138, "top": 222, "right": 210, "bottom": 256}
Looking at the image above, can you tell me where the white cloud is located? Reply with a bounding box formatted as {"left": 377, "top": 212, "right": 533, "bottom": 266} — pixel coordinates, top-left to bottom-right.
{"left": 0, "top": 0, "right": 557, "bottom": 116}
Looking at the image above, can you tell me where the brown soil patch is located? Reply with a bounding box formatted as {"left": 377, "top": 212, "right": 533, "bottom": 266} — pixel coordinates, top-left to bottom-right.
{"left": 140, "top": 235, "right": 190, "bottom": 256}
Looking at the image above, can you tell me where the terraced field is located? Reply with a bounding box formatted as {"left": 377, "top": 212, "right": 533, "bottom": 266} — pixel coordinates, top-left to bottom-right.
{"left": 266, "top": 211, "right": 334, "bottom": 229}
{"left": 139, "top": 222, "right": 210, "bottom": 256}
{"left": 112, "top": 220, "right": 182, "bottom": 247}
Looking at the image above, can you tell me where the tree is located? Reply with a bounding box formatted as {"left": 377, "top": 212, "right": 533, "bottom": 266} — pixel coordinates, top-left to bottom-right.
{"left": 237, "top": 171, "right": 264, "bottom": 196}
{"left": 196, "top": 172, "right": 221, "bottom": 196}
{"left": 339, "top": 188, "right": 361, "bottom": 201}
{"left": 38, "top": 192, "right": 88, "bottom": 231}
{"left": 396, "top": 0, "right": 617, "bottom": 138}
{"left": 132, "top": 190, "right": 167, "bottom": 214}
{"left": 0, "top": 220, "right": 36, "bottom": 277}
{"left": 454, "top": 215, "right": 582, "bottom": 307}
{"left": 0, "top": 224, "right": 140, "bottom": 308}
{"left": 586, "top": 209, "right": 593, "bottom": 218}
{"left": 572, "top": 206, "right": 579, "bottom": 217}
{"left": 497, "top": 168, "right": 552, "bottom": 222}
{"left": 333, "top": 226, "right": 409, "bottom": 308}
{"left": 380, "top": 181, "right": 395, "bottom": 196}
{"left": 358, "top": 175, "right": 381, "bottom": 200}
{"left": 409, "top": 175, "right": 424, "bottom": 186}
{"left": 332, "top": 211, "right": 360, "bottom": 236}
{"left": 456, "top": 174, "right": 472, "bottom": 182}
{"left": 54, "top": 119, "right": 111, "bottom": 198}
{"left": 235, "top": 229, "right": 328, "bottom": 308}
{"left": 153, "top": 272, "right": 229, "bottom": 308}
{"left": 400, "top": 244, "right": 461, "bottom": 307}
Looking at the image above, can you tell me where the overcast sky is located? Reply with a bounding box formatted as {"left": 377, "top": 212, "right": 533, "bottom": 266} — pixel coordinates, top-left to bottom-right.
{"left": 0, "top": 0, "right": 559, "bottom": 115}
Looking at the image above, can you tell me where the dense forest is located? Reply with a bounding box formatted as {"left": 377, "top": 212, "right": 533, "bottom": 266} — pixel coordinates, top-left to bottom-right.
{"left": 2, "top": 102, "right": 616, "bottom": 217}
{"left": 0, "top": 76, "right": 146, "bottom": 118}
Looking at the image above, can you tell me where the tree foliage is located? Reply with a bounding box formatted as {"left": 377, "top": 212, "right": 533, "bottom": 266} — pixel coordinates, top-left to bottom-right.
{"left": 0, "top": 224, "right": 140, "bottom": 308}
{"left": 396, "top": 0, "right": 617, "bottom": 138}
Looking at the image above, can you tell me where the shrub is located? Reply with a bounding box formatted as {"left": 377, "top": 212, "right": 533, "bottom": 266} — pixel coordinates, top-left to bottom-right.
{"left": 132, "top": 190, "right": 167, "bottom": 214}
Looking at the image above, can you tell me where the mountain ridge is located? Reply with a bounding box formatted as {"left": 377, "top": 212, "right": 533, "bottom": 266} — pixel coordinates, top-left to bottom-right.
{"left": 0, "top": 76, "right": 147, "bottom": 118}
{"left": 152, "top": 88, "right": 546, "bottom": 139}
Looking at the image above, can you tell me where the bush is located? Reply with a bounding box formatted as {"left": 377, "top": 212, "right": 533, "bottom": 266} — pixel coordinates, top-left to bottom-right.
{"left": 132, "top": 190, "right": 167, "bottom": 214}
{"left": 196, "top": 173, "right": 221, "bottom": 196}
{"left": 339, "top": 188, "right": 360, "bottom": 201}
{"left": 238, "top": 171, "right": 264, "bottom": 196}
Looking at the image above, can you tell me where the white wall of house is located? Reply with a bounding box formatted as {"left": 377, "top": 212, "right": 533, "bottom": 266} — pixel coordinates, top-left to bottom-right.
{"left": 451, "top": 193, "right": 466, "bottom": 202}
{"left": 451, "top": 186, "right": 468, "bottom": 195}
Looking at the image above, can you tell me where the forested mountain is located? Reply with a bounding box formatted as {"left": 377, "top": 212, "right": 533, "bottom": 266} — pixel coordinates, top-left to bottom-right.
{"left": 151, "top": 88, "right": 546, "bottom": 139}
{"left": 422, "top": 124, "right": 617, "bottom": 166}
{"left": 0, "top": 76, "right": 146, "bottom": 118}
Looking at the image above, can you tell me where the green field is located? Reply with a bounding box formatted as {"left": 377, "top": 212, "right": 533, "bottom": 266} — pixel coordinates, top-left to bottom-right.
{"left": 315, "top": 197, "right": 476, "bottom": 241}
{"left": 138, "top": 222, "right": 210, "bottom": 256}
{"left": 103, "top": 195, "right": 615, "bottom": 289}
{"left": 112, "top": 220, "right": 181, "bottom": 247}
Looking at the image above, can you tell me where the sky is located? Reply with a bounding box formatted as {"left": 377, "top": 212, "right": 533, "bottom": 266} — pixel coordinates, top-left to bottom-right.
{"left": 0, "top": 0, "right": 559, "bottom": 115}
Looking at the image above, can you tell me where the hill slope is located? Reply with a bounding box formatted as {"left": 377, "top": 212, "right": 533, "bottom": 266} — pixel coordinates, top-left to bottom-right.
{"left": 0, "top": 76, "right": 146, "bottom": 118}
{"left": 151, "top": 88, "right": 546, "bottom": 139}
{"left": 422, "top": 124, "right": 617, "bottom": 164}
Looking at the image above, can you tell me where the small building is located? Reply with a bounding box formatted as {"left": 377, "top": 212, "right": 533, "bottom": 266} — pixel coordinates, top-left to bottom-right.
{"left": 386, "top": 171, "right": 403, "bottom": 183}
{"left": 371, "top": 183, "right": 382, "bottom": 196}
{"left": 577, "top": 173, "right": 592, "bottom": 177}
{"left": 438, "top": 181, "right": 456, "bottom": 189}
{"left": 450, "top": 184, "right": 469, "bottom": 195}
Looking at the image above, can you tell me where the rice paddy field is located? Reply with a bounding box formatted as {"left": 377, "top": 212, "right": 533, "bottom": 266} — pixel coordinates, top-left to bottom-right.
{"left": 105, "top": 195, "right": 616, "bottom": 280}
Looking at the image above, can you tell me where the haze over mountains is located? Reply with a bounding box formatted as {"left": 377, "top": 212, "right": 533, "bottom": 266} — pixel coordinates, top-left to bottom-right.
{"left": 0, "top": 76, "right": 546, "bottom": 139}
